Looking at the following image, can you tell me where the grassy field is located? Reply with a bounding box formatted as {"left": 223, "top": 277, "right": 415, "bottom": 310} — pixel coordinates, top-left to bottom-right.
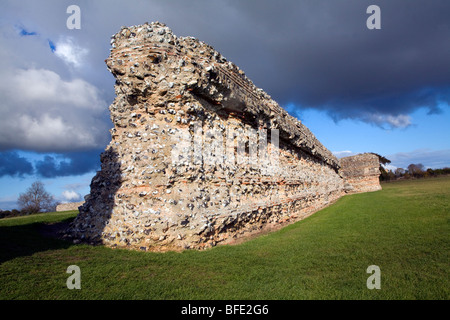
{"left": 0, "top": 177, "right": 448, "bottom": 300}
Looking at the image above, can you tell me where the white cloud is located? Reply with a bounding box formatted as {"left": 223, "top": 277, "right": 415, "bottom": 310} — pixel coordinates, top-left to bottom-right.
{"left": 382, "top": 163, "right": 398, "bottom": 172}
{"left": 10, "top": 68, "right": 105, "bottom": 109}
{"left": 384, "top": 114, "right": 412, "bottom": 128}
{"left": 62, "top": 190, "right": 82, "bottom": 202}
{"left": 0, "top": 68, "right": 109, "bottom": 152}
{"left": 363, "top": 113, "right": 412, "bottom": 129}
{"left": 0, "top": 22, "right": 111, "bottom": 153}
{"left": 17, "top": 113, "right": 97, "bottom": 150}
{"left": 54, "top": 37, "right": 88, "bottom": 68}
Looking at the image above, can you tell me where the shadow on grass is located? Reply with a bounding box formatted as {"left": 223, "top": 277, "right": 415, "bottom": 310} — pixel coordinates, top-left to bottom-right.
{"left": 0, "top": 216, "right": 76, "bottom": 264}
{"left": 0, "top": 147, "right": 123, "bottom": 264}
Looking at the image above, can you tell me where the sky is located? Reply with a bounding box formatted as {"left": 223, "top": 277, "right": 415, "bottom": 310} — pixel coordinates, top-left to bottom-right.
{"left": 0, "top": 0, "right": 449, "bottom": 210}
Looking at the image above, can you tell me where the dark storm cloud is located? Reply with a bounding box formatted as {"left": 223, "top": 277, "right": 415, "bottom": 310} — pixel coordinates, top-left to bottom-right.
{"left": 34, "top": 149, "right": 102, "bottom": 178}
{"left": 0, "top": 149, "right": 102, "bottom": 178}
{"left": 0, "top": 151, "right": 34, "bottom": 177}
{"left": 207, "top": 0, "right": 450, "bottom": 127}
{"left": 1, "top": 0, "right": 449, "bottom": 157}
{"left": 95, "top": 0, "right": 447, "bottom": 128}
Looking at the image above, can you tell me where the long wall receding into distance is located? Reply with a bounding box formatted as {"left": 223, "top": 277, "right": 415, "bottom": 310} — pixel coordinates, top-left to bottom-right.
{"left": 65, "top": 22, "right": 381, "bottom": 251}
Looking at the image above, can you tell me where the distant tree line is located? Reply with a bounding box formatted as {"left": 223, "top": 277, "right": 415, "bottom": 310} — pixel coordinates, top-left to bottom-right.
{"left": 0, "top": 181, "right": 59, "bottom": 219}
{"left": 0, "top": 209, "right": 26, "bottom": 219}
{"left": 380, "top": 163, "right": 450, "bottom": 182}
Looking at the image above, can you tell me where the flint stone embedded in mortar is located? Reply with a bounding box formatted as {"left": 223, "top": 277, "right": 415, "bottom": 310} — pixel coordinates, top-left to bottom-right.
{"left": 64, "top": 22, "right": 380, "bottom": 252}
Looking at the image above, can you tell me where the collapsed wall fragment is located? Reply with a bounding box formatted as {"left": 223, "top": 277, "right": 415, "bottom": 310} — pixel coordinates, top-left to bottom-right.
{"left": 340, "top": 153, "right": 382, "bottom": 194}
{"left": 66, "top": 22, "right": 380, "bottom": 251}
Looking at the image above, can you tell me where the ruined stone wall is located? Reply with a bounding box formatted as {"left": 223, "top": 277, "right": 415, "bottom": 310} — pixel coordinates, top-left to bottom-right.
{"left": 56, "top": 201, "right": 85, "bottom": 212}
{"left": 340, "top": 153, "right": 381, "bottom": 193}
{"left": 66, "top": 22, "right": 349, "bottom": 251}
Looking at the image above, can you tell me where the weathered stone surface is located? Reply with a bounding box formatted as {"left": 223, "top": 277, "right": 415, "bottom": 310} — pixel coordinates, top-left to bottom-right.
{"left": 65, "top": 22, "right": 380, "bottom": 251}
{"left": 340, "top": 153, "right": 382, "bottom": 193}
{"left": 56, "top": 201, "right": 85, "bottom": 212}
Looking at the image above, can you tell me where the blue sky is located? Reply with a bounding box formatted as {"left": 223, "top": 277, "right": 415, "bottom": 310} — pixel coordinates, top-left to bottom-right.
{"left": 291, "top": 105, "right": 450, "bottom": 164}
{"left": 0, "top": 0, "right": 449, "bottom": 210}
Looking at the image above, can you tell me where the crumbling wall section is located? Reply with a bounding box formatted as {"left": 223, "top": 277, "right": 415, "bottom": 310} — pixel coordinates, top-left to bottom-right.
{"left": 340, "top": 153, "right": 381, "bottom": 193}
{"left": 66, "top": 22, "right": 350, "bottom": 251}
{"left": 56, "top": 201, "right": 85, "bottom": 212}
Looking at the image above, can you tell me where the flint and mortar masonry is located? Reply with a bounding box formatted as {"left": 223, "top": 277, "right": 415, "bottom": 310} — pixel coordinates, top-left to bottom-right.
{"left": 56, "top": 201, "right": 85, "bottom": 212}
{"left": 339, "top": 153, "right": 382, "bottom": 194}
{"left": 66, "top": 22, "right": 380, "bottom": 251}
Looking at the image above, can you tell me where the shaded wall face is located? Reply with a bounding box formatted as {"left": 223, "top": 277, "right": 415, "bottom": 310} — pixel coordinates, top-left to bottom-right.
{"left": 67, "top": 22, "right": 345, "bottom": 251}
{"left": 339, "top": 154, "right": 382, "bottom": 194}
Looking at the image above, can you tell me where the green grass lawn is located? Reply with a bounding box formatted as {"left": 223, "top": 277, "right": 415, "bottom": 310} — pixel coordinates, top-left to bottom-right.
{"left": 0, "top": 177, "right": 448, "bottom": 300}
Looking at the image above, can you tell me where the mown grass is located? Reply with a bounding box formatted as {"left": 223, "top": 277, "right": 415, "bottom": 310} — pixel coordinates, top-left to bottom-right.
{"left": 0, "top": 177, "right": 448, "bottom": 300}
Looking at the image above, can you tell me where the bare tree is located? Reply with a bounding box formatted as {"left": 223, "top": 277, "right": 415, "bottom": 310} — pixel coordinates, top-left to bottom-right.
{"left": 17, "top": 181, "right": 56, "bottom": 214}
{"left": 407, "top": 163, "right": 425, "bottom": 178}
{"left": 394, "top": 167, "right": 405, "bottom": 177}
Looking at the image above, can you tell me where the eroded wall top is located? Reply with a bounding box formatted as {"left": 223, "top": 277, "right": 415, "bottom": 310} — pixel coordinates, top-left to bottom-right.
{"left": 106, "top": 22, "right": 340, "bottom": 171}
{"left": 340, "top": 153, "right": 381, "bottom": 193}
